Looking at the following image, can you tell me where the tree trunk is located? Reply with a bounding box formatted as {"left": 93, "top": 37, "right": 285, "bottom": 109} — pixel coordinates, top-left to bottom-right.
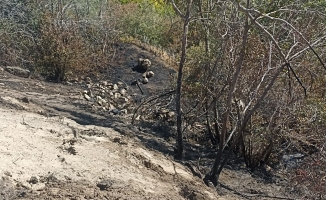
{"left": 204, "top": 0, "right": 251, "bottom": 186}
{"left": 174, "top": 0, "right": 193, "bottom": 159}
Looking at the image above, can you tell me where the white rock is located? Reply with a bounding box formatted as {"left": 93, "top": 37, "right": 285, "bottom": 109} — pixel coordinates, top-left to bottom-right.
{"left": 84, "top": 94, "right": 91, "bottom": 101}
{"left": 97, "top": 99, "right": 107, "bottom": 106}
{"left": 119, "top": 97, "right": 129, "bottom": 103}
{"left": 96, "top": 96, "right": 103, "bottom": 101}
{"left": 85, "top": 77, "right": 92, "bottom": 84}
{"left": 109, "top": 104, "right": 116, "bottom": 110}
{"left": 113, "top": 84, "right": 119, "bottom": 90}
{"left": 143, "top": 77, "right": 149, "bottom": 84}
{"left": 120, "top": 109, "right": 128, "bottom": 115}
{"left": 120, "top": 89, "right": 127, "bottom": 96}
{"left": 146, "top": 71, "right": 154, "bottom": 78}
{"left": 167, "top": 111, "right": 175, "bottom": 118}
{"left": 32, "top": 183, "right": 46, "bottom": 191}
{"left": 114, "top": 93, "right": 121, "bottom": 99}
{"left": 20, "top": 182, "right": 32, "bottom": 190}
{"left": 101, "top": 81, "right": 108, "bottom": 86}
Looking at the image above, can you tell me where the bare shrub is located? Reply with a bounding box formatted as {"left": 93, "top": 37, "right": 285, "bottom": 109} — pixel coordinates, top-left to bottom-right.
{"left": 30, "top": 13, "right": 90, "bottom": 81}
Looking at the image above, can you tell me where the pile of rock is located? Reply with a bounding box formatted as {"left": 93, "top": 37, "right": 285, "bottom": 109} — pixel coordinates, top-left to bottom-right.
{"left": 82, "top": 79, "right": 132, "bottom": 115}
{"left": 81, "top": 58, "right": 157, "bottom": 116}
{"left": 155, "top": 108, "right": 175, "bottom": 122}
{"left": 141, "top": 70, "right": 155, "bottom": 84}
{"left": 133, "top": 58, "right": 155, "bottom": 84}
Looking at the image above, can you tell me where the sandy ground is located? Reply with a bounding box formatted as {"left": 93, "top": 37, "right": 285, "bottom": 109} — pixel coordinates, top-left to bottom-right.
{"left": 0, "top": 106, "right": 218, "bottom": 199}
{"left": 0, "top": 69, "right": 222, "bottom": 200}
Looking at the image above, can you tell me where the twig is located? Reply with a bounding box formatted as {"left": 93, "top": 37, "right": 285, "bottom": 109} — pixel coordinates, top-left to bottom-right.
{"left": 136, "top": 81, "right": 144, "bottom": 95}
{"left": 131, "top": 89, "right": 176, "bottom": 124}
{"left": 117, "top": 77, "right": 129, "bottom": 90}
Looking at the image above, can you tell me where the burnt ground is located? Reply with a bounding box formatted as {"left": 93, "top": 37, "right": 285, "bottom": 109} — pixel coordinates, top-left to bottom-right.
{"left": 81, "top": 42, "right": 177, "bottom": 97}
{"left": 0, "top": 42, "right": 320, "bottom": 200}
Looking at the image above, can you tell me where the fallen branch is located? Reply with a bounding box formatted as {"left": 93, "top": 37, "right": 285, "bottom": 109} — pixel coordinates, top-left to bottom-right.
{"left": 131, "top": 89, "right": 176, "bottom": 124}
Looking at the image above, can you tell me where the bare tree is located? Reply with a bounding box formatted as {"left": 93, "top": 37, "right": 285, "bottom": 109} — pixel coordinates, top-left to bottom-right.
{"left": 170, "top": 0, "right": 193, "bottom": 159}
{"left": 202, "top": 0, "right": 326, "bottom": 185}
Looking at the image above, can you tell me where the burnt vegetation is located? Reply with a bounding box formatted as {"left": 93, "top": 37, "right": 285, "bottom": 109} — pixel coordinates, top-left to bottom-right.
{"left": 1, "top": 0, "right": 325, "bottom": 199}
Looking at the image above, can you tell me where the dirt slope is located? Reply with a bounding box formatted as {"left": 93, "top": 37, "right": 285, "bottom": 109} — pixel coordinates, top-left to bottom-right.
{"left": 0, "top": 43, "right": 305, "bottom": 200}
{"left": 0, "top": 65, "right": 222, "bottom": 199}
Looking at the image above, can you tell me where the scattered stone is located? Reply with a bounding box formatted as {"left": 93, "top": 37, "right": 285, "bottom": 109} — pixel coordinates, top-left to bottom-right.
{"left": 97, "top": 96, "right": 107, "bottom": 106}
{"left": 28, "top": 176, "right": 38, "bottom": 184}
{"left": 113, "top": 137, "right": 121, "bottom": 143}
{"left": 146, "top": 71, "right": 155, "bottom": 78}
{"left": 4, "top": 171, "right": 12, "bottom": 177}
{"left": 18, "top": 182, "right": 32, "bottom": 190}
{"left": 113, "top": 84, "right": 119, "bottom": 90}
{"left": 85, "top": 77, "right": 92, "bottom": 84}
{"left": 48, "top": 187, "right": 60, "bottom": 195}
{"left": 119, "top": 97, "right": 129, "bottom": 103}
{"left": 5, "top": 66, "right": 30, "bottom": 78}
{"left": 114, "top": 93, "right": 121, "bottom": 99}
{"left": 133, "top": 58, "right": 151, "bottom": 72}
{"left": 101, "top": 81, "right": 108, "bottom": 86}
{"left": 167, "top": 111, "right": 175, "bottom": 119}
{"left": 97, "top": 180, "right": 113, "bottom": 191}
{"left": 96, "top": 96, "right": 103, "bottom": 101}
{"left": 263, "top": 164, "right": 272, "bottom": 172}
{"left": 83, "top": 94, "right": 91, "bottom": 101}
{"left": 32, "top": 183, "right": 46, "bottom": 191}
{"left": 120, "top": 89, "right": 127, "bottom": 96}
{"left": 83, "top": 90, "right": 88, "bottom": 95}
{"left": 70, "top": 78, "right": 79, "bottom": 83}
{"left": 111, "top": 109, "right": 120, "bottom": 115}
{"left": 22, "top": 97, "right": 29, "bottom": 103}
{"left": 156, "top": 109, "right": 175, "bottom": 121}
{"left": 135, "top": 115, "right": 141, "bottom": 121}
{"left": 120, "top": 109, "right": 128, "bottom": 115}
{"left": 282, "top": 153, "right": 305, "bottom": 169}
{"left": 143, "top": 77, "right": 149, "bottom": 84}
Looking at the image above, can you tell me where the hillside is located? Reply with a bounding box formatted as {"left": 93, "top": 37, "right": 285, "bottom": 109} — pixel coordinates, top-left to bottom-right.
{"left": 0, "top": 43, "right": 313, "bottom": 200}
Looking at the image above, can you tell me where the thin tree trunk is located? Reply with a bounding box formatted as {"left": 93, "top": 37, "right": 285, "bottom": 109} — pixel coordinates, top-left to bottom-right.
{"left": 173, "top": 0, "right": 193, "bottom": 159}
